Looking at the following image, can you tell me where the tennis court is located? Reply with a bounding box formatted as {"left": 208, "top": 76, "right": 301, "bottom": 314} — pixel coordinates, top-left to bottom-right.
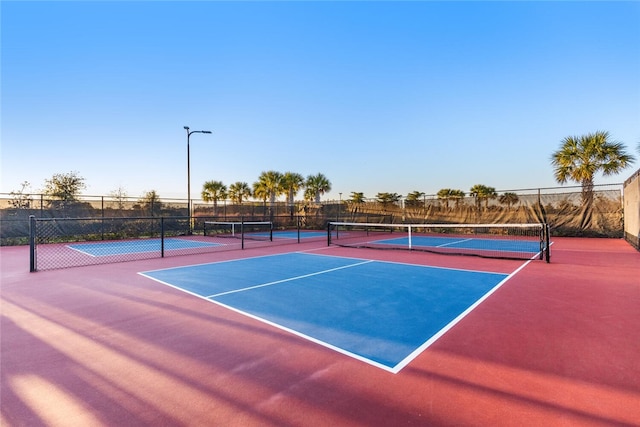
{"left": 65, "top": 232, "right": 326, "bottom": 257}
{"left": 228, "top": 230, "right": 327, "bottom": 240}
{"left": 1, "top": 235, "right": 639, "bottom": 426}
{"left": 205, "top": 220, "right": 327, "bottom": 241}
{"left": 140, "top": 252, "right": 513, "bottom": 372}
{"left": 328, "top": 222, "right": 549, "bottom": 261}
{"left": 68, "top": 238, "right": 223, "bottom": 257}
{"left": 376, "top": 235, "right": 541, "bottom": 254}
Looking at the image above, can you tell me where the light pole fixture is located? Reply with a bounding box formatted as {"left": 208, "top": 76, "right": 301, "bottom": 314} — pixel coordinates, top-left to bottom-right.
{"left": 184, "top": 126, "right": 212, "bottom": 232}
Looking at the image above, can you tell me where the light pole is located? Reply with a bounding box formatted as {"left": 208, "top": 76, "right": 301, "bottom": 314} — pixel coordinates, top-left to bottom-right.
{"left": 184, "top": 126, "right": 212, "bottom": 232}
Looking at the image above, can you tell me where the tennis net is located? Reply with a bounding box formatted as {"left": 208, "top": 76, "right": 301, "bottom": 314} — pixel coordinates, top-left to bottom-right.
{"left": 328, "top": 222, "right": 550, "bottom": 262}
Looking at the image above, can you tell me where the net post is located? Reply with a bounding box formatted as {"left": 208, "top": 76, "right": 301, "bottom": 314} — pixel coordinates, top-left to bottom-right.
{"left": 408, "top": 224, "right": 412, "bottom": 250}
{"left": 241, "top": 218, "right": 245, "bottom": 249}
{"left": 269, "top": 221, "right": 273, "bottom": 242}
{"left": 160, "top": 217, "right": 165, "bottom": 257}
{"left": 327, "top": 222, "right": 332, "bottom": 246}
{"left": 539, "top": 224, "right": 544, "bottom": 260}
{"left": 545, "top": 224, "right": 551, "bottom": 263}
{"left": 29, "top": 215, "right": 37, "bottom": 272}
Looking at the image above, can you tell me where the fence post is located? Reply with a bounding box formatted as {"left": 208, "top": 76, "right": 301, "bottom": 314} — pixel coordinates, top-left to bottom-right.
{"left": 29, "top": 215, "right": 36, "bottom": 272}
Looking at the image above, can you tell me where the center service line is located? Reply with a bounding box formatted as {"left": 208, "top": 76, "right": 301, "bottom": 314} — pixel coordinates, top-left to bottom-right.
{"left": 206, "top": 259, "right": 374, "bottom": 298}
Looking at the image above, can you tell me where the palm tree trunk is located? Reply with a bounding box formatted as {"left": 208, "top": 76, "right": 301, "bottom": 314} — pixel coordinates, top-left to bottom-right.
{"left": 580, "top": 178, "right": 594, "bottom": 230}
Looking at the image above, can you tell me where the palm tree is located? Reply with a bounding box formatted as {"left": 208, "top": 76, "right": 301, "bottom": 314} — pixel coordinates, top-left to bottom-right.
{"left": 375, "top": 192, "right": 402, "bottom": 209}
{"left": 255, "top": 171, "right": 283, "bottom": 204}
{"left": 252, "top": 181, "right": 269, "bottom": 211}
{"left": 499, "top": 192, "right": 519, "bottom": 210}
{"left": 349, "top": 192, "right": 366, "bottom": 203}
{"left": 304, "top": 173, "right": 332, "bottom": 203}
{"left": 551, "top": 131, "right": 635, "bottom": 208}
{"left": 346, "top": 192, "right": 365, "bottom": 217}
{"left": 437, "top": 189, "right": 466, "bottom": 209}
{"left": 201, "top": 180, "right": 227, "bottom": 214}
{"left": 469, "top": 184, "right": 497, "bottom": 210}
{"left": 405, "top": 191, "right": 425, "bottom": 208}
{"left": 228, "top": 182, "right": 252, "bottom": 204}
{"left": 450, "top": 189, "right": 465, "bottom": 209}
{"left": 281, "top": 171, "right": 304, "bottom": 216}
{"left": 437, "top": 188, "right": 453, "bottom": 209}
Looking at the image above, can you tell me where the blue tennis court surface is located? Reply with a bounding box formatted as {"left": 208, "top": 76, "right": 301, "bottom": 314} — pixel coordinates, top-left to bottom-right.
{"left": 140, "top": 252, "right": 512, "bottom": 372}
{"left": 377, "top": 236, "right": 540, "bottom": 254}
{"left": 68, "top": 238, "right": 223, "bottom": 256}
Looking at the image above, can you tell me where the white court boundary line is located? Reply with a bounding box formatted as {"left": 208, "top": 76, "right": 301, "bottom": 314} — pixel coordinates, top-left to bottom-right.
{"left": 139, "top": 252, "right": 531, "bottom": 374}
{"left": 392, "top": 257, "right": 534, "bottom": 373}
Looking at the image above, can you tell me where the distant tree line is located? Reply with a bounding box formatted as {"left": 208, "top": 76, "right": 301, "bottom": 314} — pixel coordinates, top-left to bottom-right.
{"left": 200, "top": 171, "right": 332, "bottom": 207}
{"left": 7, "top": 130, "right": 636, "bottom": 215}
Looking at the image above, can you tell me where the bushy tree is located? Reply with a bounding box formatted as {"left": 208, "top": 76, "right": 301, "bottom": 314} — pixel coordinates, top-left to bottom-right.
{"left": 9, "top": 181, "right": 33, "bottom": 209}
{"left": 139, "top": 190, "right": 162, "bottom": 215}
{"left": 109, "top": 186, "right": 128, "bottom": 210}
{"left": 43, "top": 171, "right": 86, "bottom": 208}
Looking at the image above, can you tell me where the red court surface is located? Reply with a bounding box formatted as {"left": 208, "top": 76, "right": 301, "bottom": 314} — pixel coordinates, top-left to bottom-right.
{"left": 1, "top": 237, "right": 639, "bottom": 426}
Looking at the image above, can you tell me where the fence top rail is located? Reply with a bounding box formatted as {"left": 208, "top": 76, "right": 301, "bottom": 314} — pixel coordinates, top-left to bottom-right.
{"left": 29, "top": 215, "right": 302, "bottom": 222}
{"left": 30, "top": 216, "right": 185, "bottom": 221}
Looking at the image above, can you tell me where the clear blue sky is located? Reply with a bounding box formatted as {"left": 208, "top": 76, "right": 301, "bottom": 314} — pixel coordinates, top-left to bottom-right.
{"left": 2, "top": 1, "right": 639, "bottom": 201}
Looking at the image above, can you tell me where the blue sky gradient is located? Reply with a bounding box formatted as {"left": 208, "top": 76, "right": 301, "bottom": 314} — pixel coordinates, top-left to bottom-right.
{"left": 2, "top": 1, "right": 639, "bottom": 201}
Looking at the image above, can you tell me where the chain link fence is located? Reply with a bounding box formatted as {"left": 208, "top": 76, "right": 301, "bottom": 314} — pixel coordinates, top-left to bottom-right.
{"left": 2, "top": 184, "right": 625, "bottom": 244}
{"left": 3, "top": 183, "right": 632, "bottom": 270}
{"left": 28, "top": 214, "right": 346, "bottom": 271}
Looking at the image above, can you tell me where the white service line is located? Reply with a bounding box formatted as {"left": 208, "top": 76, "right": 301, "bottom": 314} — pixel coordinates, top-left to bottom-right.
{"left": 206, "top": 259, "right": 374, "bottom": 298}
